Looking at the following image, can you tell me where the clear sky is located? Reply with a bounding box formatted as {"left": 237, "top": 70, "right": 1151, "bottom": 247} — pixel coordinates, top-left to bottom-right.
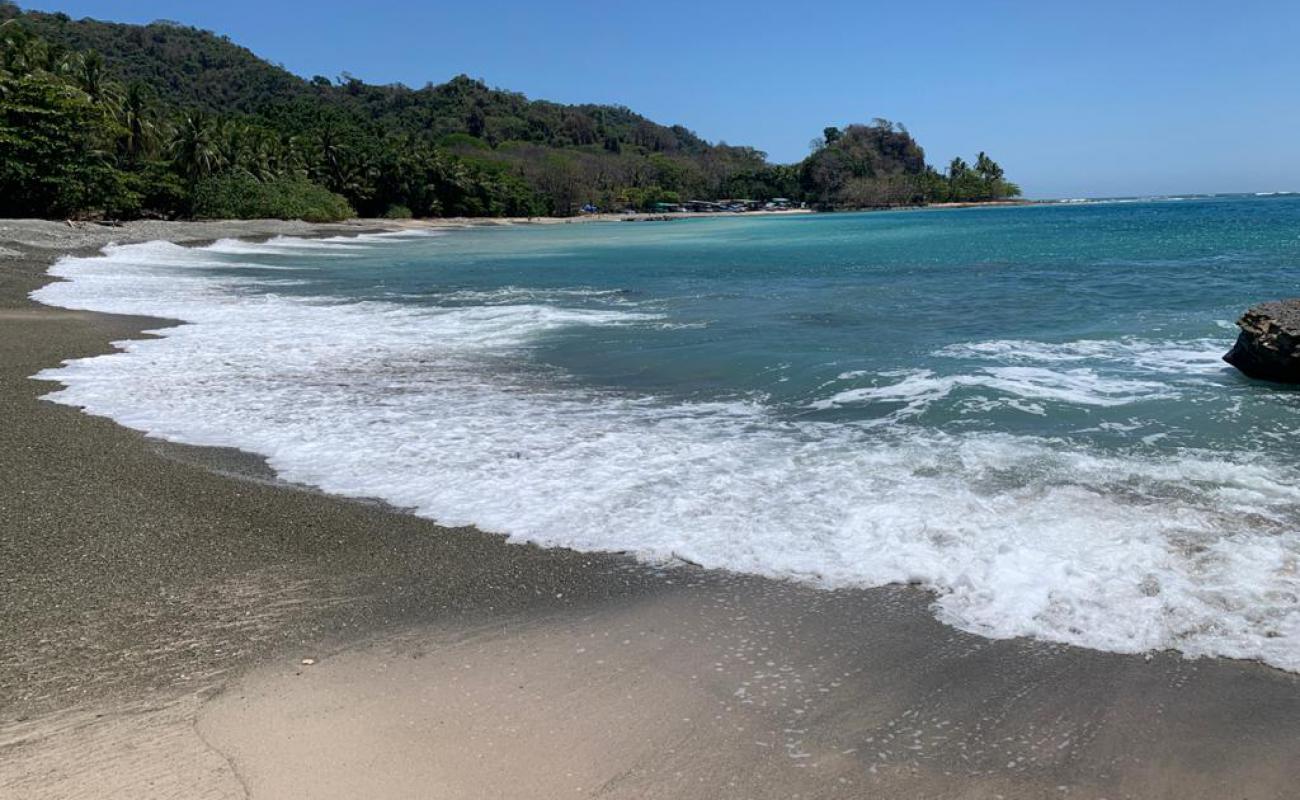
{"left": 16, "top": 0, "right": 1300, "bottom": 198}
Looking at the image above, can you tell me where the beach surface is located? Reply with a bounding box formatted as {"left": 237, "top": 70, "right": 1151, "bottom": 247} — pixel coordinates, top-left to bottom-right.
{"left": 2, "top": 217, "right": 1299, "bottom": 799}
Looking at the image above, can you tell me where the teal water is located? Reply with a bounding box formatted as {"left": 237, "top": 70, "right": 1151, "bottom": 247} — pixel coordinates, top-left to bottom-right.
{"left": 34, "top": 195, "right": 1300, "bottom": 669}
{"left": 273, "top": 197, "right": 1300, "bottom": 450}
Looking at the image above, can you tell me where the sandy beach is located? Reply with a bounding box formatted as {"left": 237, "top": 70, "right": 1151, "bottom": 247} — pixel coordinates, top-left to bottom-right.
{"left": 3, "top": 218, "right": 1299, "bottom": 800}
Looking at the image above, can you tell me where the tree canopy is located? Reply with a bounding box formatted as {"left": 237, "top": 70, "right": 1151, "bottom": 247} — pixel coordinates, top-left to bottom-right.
{"left": 0, "top": 3, "right": 1019, "bottom": 221}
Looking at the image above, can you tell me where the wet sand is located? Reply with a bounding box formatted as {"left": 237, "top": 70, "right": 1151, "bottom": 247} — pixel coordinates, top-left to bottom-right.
{"left": 2, "top": 219, "right": 1298, "bottom": 799}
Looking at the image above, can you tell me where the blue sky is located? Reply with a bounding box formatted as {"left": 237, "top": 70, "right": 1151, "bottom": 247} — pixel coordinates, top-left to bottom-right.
{"left": 18, "top": 0, "right": 1300, "bottom": 198}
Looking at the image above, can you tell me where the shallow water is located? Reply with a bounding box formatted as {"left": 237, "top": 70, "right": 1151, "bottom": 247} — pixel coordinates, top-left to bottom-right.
{"left": 33, "top": 197, "right": 1300, "bottom": 670}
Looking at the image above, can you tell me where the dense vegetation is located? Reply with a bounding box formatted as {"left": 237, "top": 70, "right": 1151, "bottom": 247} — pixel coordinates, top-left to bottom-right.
{"left": 0, "top": 3, "right": 1019, "bottom": 221}
{"left": 803, "top": 124, "right": 1020, "bottom": 206}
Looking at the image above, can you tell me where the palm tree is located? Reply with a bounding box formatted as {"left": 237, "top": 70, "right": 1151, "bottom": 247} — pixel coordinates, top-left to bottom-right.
{"left": 168, "top": 111, "right": 221, "bottom": 184}
{"left": 974, "top": 152, "right": 1004, "bottom": 182}
{"left": 69, "top": 50, "right": 121, "bottom": 111}
{"left": 214, "top": 117, "right": 248, "bottom": 176}
{"left": 313, "top": 121, "right": 347, "bottom": 190}
{"left": 242, "top": 128, "right": 274, "bottom": 181}
{"left": 1, "top": 19, "right": 48, "bottom": 75}
{"left": 0, "top": 19, "right": 21, "bottom": 73}
{"left": 118, "top": 82, "right": 157, "bottom": 162}
{"left": 331, "top": 159, "right": 375, "bottom": 205}
{"left": 275, "top": 131, "right": 307, "bottom": 178}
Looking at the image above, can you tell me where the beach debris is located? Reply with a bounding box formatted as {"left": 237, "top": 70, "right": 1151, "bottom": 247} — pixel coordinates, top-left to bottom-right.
{"left": 1223, "top": 299, "right": 1300, "bottom": 382}
{"left": 669, "top": 551, "right": 703, "bottom": 568}
{"left": 301, "top": 657, "right": 316, "bottom": 666}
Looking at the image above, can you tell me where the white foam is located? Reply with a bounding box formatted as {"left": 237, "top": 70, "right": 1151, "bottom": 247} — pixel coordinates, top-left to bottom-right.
{"left": 936, "top": 337, "right": 1232, "bottom": 376}
{"left": 207, "top": 237, "right": 365, "bottom": 256}
{"left": 30, "top": 238, "right": 1300, "bottom": 672}
{"left": 813, "top": 366, "right": 1173, "bottom": 415}
{"left": 436, "top": 286, "right": 638, "bottom": 306}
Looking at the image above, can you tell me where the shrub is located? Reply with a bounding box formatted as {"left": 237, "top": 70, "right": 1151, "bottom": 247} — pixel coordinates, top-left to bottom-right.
{"left": 380, "top": 204, "right": 413, "bottom": 219}
{"left": 0, "top": 72, "right": 138, "bottom": 218}
{"left": 192, "top": 173, "right": 354, "bottom": 222}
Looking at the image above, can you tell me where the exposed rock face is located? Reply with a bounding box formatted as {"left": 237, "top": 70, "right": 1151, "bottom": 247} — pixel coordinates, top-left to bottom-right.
{"left": 1223, "top": 300, "right": 1300, "bottom": 383}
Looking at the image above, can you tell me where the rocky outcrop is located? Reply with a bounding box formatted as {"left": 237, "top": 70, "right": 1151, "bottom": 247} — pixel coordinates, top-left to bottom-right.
{"left": 1223, "top": 300, "right": 1300, "bottom": 382}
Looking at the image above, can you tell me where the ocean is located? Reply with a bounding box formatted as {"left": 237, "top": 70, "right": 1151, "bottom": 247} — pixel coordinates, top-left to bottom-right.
{"left": 33, "top": 196, "right": 1300, "bottom": 670}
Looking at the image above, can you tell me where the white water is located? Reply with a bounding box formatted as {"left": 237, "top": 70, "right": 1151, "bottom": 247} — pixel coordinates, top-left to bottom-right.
{"left": 812, "top": 367, "right": 1177, "bottom": 414}
{"left": 31, "top": 237, "right": 1300, "bottom": 671}
{"left": 936, "top": 337, "right": 1234, "bottom": 376}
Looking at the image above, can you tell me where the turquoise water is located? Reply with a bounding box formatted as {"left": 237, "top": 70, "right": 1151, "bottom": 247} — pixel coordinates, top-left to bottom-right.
{"left": 34, "top": 195, "right": 1300, "bottom": 669}
{"left": 270, "top": 197, "right": 1299, "bottom": 449}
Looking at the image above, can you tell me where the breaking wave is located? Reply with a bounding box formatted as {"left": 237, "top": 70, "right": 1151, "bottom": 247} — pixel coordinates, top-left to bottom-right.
{"left": 31, "top": 236, "right": 1300, "bottom": 672}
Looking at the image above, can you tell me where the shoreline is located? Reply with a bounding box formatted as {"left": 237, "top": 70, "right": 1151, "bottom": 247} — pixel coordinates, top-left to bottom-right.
{"left": 0, "top": 201, "right": 1025, "bottom": 251}
{"left": 4, "top": 219, "right": 1300, "bottom": 798}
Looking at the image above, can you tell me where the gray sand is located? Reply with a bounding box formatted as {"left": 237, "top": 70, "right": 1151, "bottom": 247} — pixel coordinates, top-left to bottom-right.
{"left": 1, "top": 218, "right": 1298, "bottom": 799}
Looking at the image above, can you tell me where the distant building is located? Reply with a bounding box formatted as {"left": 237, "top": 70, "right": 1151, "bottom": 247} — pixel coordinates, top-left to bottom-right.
{"left": 684, "top": 200, "right": 724, "bottom": 212}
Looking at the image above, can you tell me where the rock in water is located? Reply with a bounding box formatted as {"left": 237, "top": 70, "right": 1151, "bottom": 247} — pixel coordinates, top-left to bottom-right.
{"left": 1223, "top": 300, "right": 1300, "bottom": 382}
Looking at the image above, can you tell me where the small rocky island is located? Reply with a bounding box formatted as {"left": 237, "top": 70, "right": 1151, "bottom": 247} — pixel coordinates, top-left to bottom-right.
{"left": 1223, "top": 299, "right": 1300, "bottom": 382}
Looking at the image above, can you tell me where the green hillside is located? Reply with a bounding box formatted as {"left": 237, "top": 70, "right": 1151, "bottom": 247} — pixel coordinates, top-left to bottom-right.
{"left": 0, "top": 2, "right": 1018, "bottom": 220}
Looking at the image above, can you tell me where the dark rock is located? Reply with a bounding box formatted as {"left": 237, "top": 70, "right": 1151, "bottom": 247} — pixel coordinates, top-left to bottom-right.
{"left": 1223, "top": 299, "right": 1300, "bottom": 382}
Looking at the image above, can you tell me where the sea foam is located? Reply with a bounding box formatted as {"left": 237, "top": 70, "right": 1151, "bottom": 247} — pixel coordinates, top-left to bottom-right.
{"left": 31, "top": 237, "right": 1300, "bottom": 672}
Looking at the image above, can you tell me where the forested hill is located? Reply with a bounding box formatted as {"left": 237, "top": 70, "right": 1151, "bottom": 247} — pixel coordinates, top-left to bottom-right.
{"left": 3, "top": 7, "right": 712, "bottom": 154}
{"left": 0, "top": 3, "right": 1019, "bottom": 221}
